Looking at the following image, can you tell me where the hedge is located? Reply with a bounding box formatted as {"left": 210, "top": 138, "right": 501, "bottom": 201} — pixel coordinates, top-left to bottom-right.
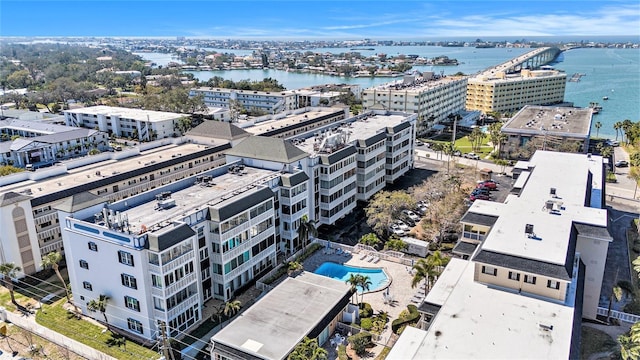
{"left": 392, "top": 304, "right": 420, "bottom": 333}
{"left": 359, "top": 302, "right": 373, "bottom": 318}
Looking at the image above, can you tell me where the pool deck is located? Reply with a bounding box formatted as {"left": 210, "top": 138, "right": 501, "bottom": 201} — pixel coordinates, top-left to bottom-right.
{"left": 303, "top": 248, "right": 427, "bottom": 358}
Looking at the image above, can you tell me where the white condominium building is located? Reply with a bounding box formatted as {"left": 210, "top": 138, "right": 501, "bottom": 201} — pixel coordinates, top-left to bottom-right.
{"left": 391, "top": 150, "right": 611, "bottom": 359}
{"left": 64, "top": 106, "right": 187, "bottom": 141}
{"left": 361, "top": 73, "right": 467, "bottom": 135}
{"left": 466, "top": 69, "right": 566, "bottom": 114}
{"left": 189, "top": 87, "right": 298, "bottom": 114}
{"left": 59, "top": 163, "right": 286, "bottom": 340}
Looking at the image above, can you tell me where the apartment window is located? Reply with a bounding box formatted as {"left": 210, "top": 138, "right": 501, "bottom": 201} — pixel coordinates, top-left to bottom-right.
{"left": 508, "top": 271, "right": 520, "bottom": 281}
{"left": 547, "top": 280, "right": 560, "bottom": 290}
{"left": 79, "top": 260, "right": 89, "bottom": 270}
{"left": 118, "top": 251, "right": 134, "bottom": 266}
{"left": 127, "top": 318, "right": 143, "bottom": 334}
{"left": 481, "top": 265, "right": 497, "bottom": 276}
{"left": 524, "top": 275, "right": 537, "bottom": 284}
{"left": 152, "top": 274, "right": 163, "bottom": 288}
{"left": 82, "top": 281, "right": 92, "bottom": 291}
{"left": 124, "top": 296, "right": 140, "bottom": 312}
{"left": 88, "top": 242, "right": 98, "bottom": 252}
{"left": 121, "top": 274, "right": 138, "bottom": 289}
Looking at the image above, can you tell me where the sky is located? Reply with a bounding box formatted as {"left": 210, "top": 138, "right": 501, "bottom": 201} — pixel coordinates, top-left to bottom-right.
{"left": 1, "top": 0, "right": 639, "bottom": 40}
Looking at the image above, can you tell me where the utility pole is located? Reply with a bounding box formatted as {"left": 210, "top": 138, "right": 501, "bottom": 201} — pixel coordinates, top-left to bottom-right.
{"left": 158, "top": 320, "right": 175, "bottom": 360}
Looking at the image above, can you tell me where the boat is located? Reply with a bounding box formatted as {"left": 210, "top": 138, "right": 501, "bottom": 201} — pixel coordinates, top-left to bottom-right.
{"left": 602, "top": 96, "right": 609, "bottom": 100}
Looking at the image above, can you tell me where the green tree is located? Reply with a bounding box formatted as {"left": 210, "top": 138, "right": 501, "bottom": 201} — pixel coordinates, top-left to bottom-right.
{"left": 594, "top": 121, "right": 602, "bottom": 138}
{"left": 427, "top": 250, "right": 449, "bottom": 272}
{"left": 359, "top": 233, "right": 381, "bottom": 248}
{"left": 287, "top": 261, "right": 304, "bottom": 276}
{"left": 297, "top": 214, "right": 318, "bottom": 251}
{"left": 0, "top": 165, "right": 24, "bottom": 176}
{"left": 357, "top": 275, "right": 372, "bottom": 305}
{"left": 384, "top": 238, "right": 407, "bottom": 252}
{"left": 345, "top": 274, "right": 361, "bottom": 304}
{"left": 0, "top": 263, "right": 21, "bottom": 305}
{"left": 174, "top": 116, "right": 193, "bottom": 135}
{"left": 411, "top": 259, "right": 438, "bottom": 297}
{"left": 495, "top": 158, "right": 509, "bottom": 174}
{"left": 614, "top": 121, "right": 623, "bottom": 141}
{"left": 628, "top": 167, "right": 640, "bottom": 199}
{"left": 41, "top": 251, "right": 70, "bottom": 303}
{"left": 87, "top": 294, "right": 110, "bottom": 331}
{"left": 619, "top": 322, "right": 640, "bottom": 360}
{"left": 365, "top": 190, "right": 415, "bottom": 236}
{"left": 288, "top": 337, "right": 328, "bottom": 360}
{"left": 223, "top": 300, "right": 242, "bottom": 318}
{"left": 441, "top": 142, "right": 457, "bottom": 173}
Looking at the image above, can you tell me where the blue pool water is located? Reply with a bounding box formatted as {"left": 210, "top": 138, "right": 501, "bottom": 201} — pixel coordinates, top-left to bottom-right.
{"left": 314, "top": 262, "right": 389, "bottom": 292}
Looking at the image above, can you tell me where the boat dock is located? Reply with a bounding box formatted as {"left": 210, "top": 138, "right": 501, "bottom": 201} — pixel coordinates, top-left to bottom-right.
{"left": 568, "top": 73, "right": 585, "bottom": 82}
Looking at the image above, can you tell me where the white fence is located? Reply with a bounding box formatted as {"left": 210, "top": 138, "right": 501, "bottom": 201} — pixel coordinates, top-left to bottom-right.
{"left": 597, "top": 307, "right": 640, "bottom": 324}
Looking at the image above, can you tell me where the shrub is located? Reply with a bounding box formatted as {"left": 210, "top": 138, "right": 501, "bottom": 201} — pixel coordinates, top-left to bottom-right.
{"left": 360, "top": 318, "right": 373, "bottom": 331}
{"left": 392, "top": 305, "right": 420, "bottom": 334}
{"left": 347, "top": 332, "right": 372, "bottom": 355}
{"left": 337, "top": 344, "right": 348, "bottom": 360}
{"left": 359, "top": 303, "right": 373, "bottom": 318}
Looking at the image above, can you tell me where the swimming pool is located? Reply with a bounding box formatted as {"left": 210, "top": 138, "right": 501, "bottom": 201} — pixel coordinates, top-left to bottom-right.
{"left": 314, "top": 262, "right": 389, "bottom": 293}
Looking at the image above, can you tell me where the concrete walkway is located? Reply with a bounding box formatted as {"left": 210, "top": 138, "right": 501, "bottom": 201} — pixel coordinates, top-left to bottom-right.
{"left": 1, "top": 307, "right": 116, "bottom": 360}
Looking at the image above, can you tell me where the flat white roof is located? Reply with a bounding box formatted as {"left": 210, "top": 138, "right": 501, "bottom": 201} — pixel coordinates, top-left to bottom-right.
{"left": 479, "top": 151, "right": 607, "bottom": 265}
{"left": 242, "top": 108, "right": 343, "bottom": 136}
{"left": 399, "top": 259, "right": 575, "bottom": 359}
{"left": 65, "top": 105, "right": 184, "bottom": 122}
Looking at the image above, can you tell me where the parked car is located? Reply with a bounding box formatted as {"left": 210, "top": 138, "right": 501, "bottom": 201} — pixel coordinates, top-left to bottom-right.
{"left": 416, "top": 140, "right": 424, "bottom": 146}
{"left": 453, "top": 150, "right": 462, "bottom": 156}
{"left": 402, "top": 209, "right": 421, "bottom": 222}
{"left": 464, "top": 152, "right": 480, "bottom": 160}
{"left": 477, "top": 180, "right": 498, "bottom": 190}
{"left": 389, "top": 224, "right": 405, "bottom": 236}
{"left": 469, "top": 193, "right": 490, "bottom": 201}
{"left": 437, "top": 230, "right": 459, "bottom": 243}
{"left": 394, "top": 220, "right": 411, "bottom": 232}
{"left": 472, "top": 188, "right": 491, "bottom": 196}
{"left": 615, "top": 160, "right": 629, "bottom": 167}
{"left": 606, "top": 140, "right": 620, "bottom": 147}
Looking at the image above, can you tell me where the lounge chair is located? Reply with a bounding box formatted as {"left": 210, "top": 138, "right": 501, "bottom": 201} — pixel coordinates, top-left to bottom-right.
{"left": 343, "top": 250, "right": 351, "bottom": 256}
{"left": 373, "top": 256, "right": 380, "bottom": 263}
{"left": 366, "top": 255, "right": 374, "bottom": 262}
{"left": 359, "top": 253, "right": 368, "bottom": 260}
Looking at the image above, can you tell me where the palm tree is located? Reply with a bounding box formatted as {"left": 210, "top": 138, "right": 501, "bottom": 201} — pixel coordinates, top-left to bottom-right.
{"left": 442, "top": 142, "right": 456, "bottom": 174}
{"left": 427, "top": 250, "right": 450, "bottom": 272}
{"left": 594, "top": 121, "right": 602, "bottom": 138}
{"left": 288, "top": 337, "right": 328, "bottom": 360}
{"left": 297, "top": 214, "right": 318, "bottom": 251}
{"left": 223, "top": 300, "right": 241, "bottom": 318}
{"left": 359, "top": 233, "right": 381, "bottom": 248}
{"left": 41, "top": 251, "right": 70, "bottom": 303}
{"left": 345, "top": 274, "right": 360, "bottom": 304}
{"left": 614, "top": 121, "right": 622, "bottom": 141}
{"left": 411, "top": 259, "right": 438, "bottom": 297}
{"left": 0, "top": 263, "right": 21, "bottom": 305}
{"left": 619, "top": 322, "right": 640, "bottom": 360}
{"left": 357, "top": 275, "right": 372, "bottom": 306}
{"left": 87, "top": 294, "right": 110, "bottom": 331}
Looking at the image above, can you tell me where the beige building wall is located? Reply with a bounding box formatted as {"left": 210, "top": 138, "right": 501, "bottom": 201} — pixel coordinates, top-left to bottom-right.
{"left": 0, "top": 197, "right": 41, "bottom": 275}
{"left": 466, "top": 71, "right": 566, "bottom": 114}
{"left": 576, "top": 235, "right": 610, "bottom": 319}
{"left": 474, "top": 263, "right": 568, "bottom": 302}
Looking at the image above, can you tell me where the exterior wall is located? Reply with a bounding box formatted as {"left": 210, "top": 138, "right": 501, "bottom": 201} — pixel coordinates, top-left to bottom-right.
{"left": 65, "top": 111, "right": 180, "bottom": 140}
{"left": 461, "top": 223, "right": 491, "bottom": 243}
{"left": 501, "top": 132, "right": 588, "bottom": 158}
{"left": 190, "top": 88, "right": 298, "bottom": 114}
{"left": 466, "top": 71, "right": 566, "bottom": 114}
{"left": 317, "top": 153, "right": 357, "bottom": 225}
{"left": 385, "top": 124, "right": 415, "bottom": 183}
{"left": 279, "top": 182, "right": 311, "bottom": 253}
{"left": 0, "top": 198, "right": 41, "bottom": 275}
{"left": 355, "top": 140, "right": 386, "bottom": 201}
{"left": 361, "top": 77, "right": 467, "bottom": 134}
{"left": 576, "top": 235, "right": 609, "bottom": 319}
{"left": 473, "top": 262, "right": 568, "bottom": 302}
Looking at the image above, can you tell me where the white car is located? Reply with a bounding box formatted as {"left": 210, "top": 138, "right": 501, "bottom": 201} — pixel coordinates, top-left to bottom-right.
{"left": 395, "top": 220, "right": 411, "bottom": 232}
{"left": 402, "top": 209, "right": 421, "bottom": 222}
{"left": 389, "top": 224, "right": 405, "bottom": 236}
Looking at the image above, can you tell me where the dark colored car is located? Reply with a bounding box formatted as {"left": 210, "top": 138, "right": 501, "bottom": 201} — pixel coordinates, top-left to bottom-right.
{"left": 470, "top": 193, "right": 490, "bottom": 201}
{"left": 472, "top": 188, "right": 490, "bottom": 196}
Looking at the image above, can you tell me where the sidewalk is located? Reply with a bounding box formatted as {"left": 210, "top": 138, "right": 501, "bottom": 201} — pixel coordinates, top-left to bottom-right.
{"left": 1, "top": 307, "right": 116, "bottom": 360}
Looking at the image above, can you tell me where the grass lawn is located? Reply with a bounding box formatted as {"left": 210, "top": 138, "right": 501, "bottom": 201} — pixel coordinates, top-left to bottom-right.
{"left": 36, "top": 299, "right": 160, "bottom": 360}
{"left": 580, "top": 325, "right": 618, "bottom": 359}
{"left": 423, "top": 134, "right": 494, "bottom": 157}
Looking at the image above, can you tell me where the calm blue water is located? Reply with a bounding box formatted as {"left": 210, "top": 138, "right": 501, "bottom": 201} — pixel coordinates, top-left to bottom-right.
{"left": 314, "top": 262, "right": 388, "bottom": 292}
{"left": 137, "top": 46, "right": 639, "bottom": 139}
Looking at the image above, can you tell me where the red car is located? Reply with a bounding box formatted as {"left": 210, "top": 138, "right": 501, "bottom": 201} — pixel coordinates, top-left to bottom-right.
{"left": 477, "top": 180, "right": 497, "bottom": 190}
{"left": 469, "top": 193, "right": 490, "bottom": 201}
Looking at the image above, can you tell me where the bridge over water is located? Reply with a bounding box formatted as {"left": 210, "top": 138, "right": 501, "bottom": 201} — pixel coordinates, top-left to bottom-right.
{"left": 479, "top": 47, "right": 561, "bottom": 75}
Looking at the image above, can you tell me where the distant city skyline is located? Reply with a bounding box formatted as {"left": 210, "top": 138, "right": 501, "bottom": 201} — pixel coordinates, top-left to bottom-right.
{"left": 1, "top": 1, "right": 639, "bottom": 39}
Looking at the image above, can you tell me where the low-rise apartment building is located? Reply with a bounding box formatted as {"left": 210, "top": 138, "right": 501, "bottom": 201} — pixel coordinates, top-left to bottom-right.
{"left": 211, "top": 271, "right": 353, "bottom": 360}
{"left": 64, "top": 106, "right": 186, "bottom": 141}
{"left": 189, "top": 87, "right": 298, "bottom": 114}
{"left": 500, "top": 105, "right": 592, "bottom": 158}
{"left": 241, "top": 107, "right": 348, "bottom": 139}
{"left": 0, "top": 140, "right": 229, "bottom": 274}
{"left": 390, "top": 150, "right": 611, "bottom": 359}
{"left": 361, "top": 73, "right": 467, "bottom": 135}
{"left": 0, "top": 119, "right": 108, "bottom": 167}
